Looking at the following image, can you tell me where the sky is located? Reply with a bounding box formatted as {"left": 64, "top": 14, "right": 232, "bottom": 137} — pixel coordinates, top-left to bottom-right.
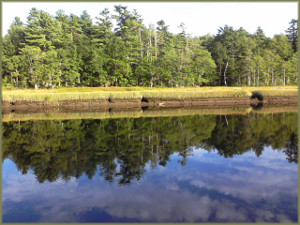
{"left": 2, "top": 2, "right": 298, "bottom": 37}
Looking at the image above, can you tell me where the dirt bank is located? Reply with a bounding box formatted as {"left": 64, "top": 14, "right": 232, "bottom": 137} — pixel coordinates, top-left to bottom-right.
{"left": 2, "top": 95, "right": 298, "bottom": 113}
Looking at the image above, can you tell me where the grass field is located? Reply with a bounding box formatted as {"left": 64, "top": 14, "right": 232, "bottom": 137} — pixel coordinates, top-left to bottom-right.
{"left": 2, "top": 86, "right": 298, "bottom": 102}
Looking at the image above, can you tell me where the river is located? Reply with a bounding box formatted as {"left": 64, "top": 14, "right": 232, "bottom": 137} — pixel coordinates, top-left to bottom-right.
{"left": 2, "top": 109, "right": 298, "bottom": 222}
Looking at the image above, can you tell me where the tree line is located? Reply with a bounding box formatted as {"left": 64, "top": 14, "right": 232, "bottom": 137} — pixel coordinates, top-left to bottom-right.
{"left": 2, "top": 6, "right": 298, "bottom": 89}
{"left": 3, "top": 113, "right": 297, "bottom": 184}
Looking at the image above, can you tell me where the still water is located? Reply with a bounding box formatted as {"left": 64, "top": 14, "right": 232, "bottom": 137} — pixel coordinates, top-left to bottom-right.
{"left": 2, "top": 111, "right": 298, "bottom": 222}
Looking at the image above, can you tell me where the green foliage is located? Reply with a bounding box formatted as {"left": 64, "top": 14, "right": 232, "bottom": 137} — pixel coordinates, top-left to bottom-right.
{"left": 285, "top": 19, "right": 298, "bottom": 52}
{"left": 2, "top": 7, "right": 298, "bottom": 88}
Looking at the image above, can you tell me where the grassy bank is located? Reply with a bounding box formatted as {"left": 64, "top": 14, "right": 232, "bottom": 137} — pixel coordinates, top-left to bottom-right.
{"left": 2, "top": 86, "right": 298, "bottom": 102}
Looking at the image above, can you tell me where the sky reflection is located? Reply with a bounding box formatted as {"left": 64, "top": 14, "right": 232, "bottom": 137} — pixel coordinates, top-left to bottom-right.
{"left": 2, "top": 146, "right": 297, "bottom": 223}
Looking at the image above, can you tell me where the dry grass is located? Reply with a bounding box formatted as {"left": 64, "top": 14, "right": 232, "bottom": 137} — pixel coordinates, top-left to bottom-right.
{"left": 2, "top": 86, "right": 298, "bottom": 102}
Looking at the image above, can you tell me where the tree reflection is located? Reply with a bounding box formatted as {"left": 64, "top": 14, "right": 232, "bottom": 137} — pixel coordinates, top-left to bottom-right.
{"left": 2, "top": 112, "right": 297, "bottom": 184}
{"left": 283, "top": 132, "right": 298, "bottom": 163}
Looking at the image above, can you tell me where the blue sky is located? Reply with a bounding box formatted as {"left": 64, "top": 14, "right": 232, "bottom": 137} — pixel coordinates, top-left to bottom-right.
{"left": 2, "top": 2, "right": 298, "bottom": 37}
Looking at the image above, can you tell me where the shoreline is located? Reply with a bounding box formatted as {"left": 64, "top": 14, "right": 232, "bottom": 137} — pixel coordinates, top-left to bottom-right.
{"left": 2, "top": 86, "right": 298, "bottom": 112}
{"left": 2, "top": 105, "right": 298, "bottom": 122}
{"left": 2, "top": 96, "right": 298, "bottom": 112}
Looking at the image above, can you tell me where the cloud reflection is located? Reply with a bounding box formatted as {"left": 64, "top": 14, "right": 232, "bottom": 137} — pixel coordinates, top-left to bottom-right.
{"left": 3, "top": 147, "right": 297, "bottom": 222}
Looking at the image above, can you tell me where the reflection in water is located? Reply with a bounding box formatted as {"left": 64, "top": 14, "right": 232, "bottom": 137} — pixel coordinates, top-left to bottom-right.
{"left": 2, "top": 112, "right": 298, "bottom": 222}
{"left": 3, "top": 113, "right": 297, "bottom": 184}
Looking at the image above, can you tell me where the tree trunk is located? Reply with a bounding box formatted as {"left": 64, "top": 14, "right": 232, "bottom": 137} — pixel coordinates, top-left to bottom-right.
{"left": 154, "top": 29, "right": 157, "bottom": 58}
{"left": 139, "top": 27, "right": 143, "bottom": 58}
{"left": 266, "top": 69, "right": 270, "bottom": 86}
{"left": 248, "top": 73, "right": 251, "bottom": 86}
{"left": 199, "top": 73, "right": 202, "bottom": 87}
{"left": 271, "top": 68, "right": 274, "bottom": 85}
{"left": 150, "top": 76, "right": 153, "bottom": 88}
{"left": 257, "top": 67, "right": 260, "bottom": 87}
{"left": 15, "top": 69, "right": 19, "bottom": 87}
{"left": 218, "top": 66, "right": 222, "bottom": 85}
{"left": 223, "top": 61, "right": 228, "bottom": 86}
{"left": 148, "top": 27, "right": 152, "bottom": 62}
{"left": 59, "top": 62, "right": 62, "bottom": 87}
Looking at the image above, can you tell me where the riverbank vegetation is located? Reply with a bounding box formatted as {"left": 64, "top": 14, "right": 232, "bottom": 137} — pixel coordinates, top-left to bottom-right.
{"left": 2, "top": 86, "right": 298, "bottom": 102}
{"left": 2, "top": 6, "right": 298, "bottom": 89}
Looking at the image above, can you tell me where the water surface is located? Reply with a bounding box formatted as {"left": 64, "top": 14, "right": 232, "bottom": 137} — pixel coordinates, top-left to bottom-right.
{"left": 2, "top": 112, "right": 298, "bottom": 222}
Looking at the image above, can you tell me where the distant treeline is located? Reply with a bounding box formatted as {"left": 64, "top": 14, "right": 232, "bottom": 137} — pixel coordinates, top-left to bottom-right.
{"left": 1, "top": 6, "right": 298, "bottom": 88}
